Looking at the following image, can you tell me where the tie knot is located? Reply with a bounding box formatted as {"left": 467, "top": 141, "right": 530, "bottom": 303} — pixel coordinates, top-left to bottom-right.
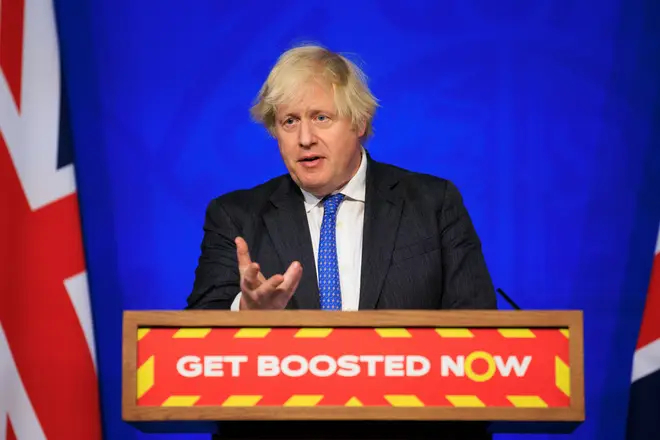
{"left": 323, "top": 193, "right": 345, "bottom": 214}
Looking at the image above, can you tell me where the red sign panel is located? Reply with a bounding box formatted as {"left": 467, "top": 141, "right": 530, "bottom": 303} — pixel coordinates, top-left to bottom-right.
{"left": 136, "top": 327, "right": 570, "bottom": 408}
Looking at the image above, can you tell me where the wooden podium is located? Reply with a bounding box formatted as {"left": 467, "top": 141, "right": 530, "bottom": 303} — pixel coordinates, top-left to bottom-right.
{"left": 122, "top": 310, "right": 584, "bottom": 439}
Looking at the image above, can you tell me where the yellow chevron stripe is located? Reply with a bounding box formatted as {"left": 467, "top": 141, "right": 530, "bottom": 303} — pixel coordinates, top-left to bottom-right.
{"left": 507, "top": 395, "right": 548, "bottom": 408}
{"left": 375, "top": 328, "right": 412, "bottom": 338}
{"left": 345, "top": 397, "right": 363, "bottom": 407}
{"left": 234, "top": 328, "right": 271, "bottom": 338}
{"left": 498, "top": 328, "right": 536, "bottom": 338}
{"left": 222, "top": 395, "right": 262, "bottom": 406}
{"left": 445, "top": 395, "right": 485, "bottom": 407}
{"left": 137, "top": 355, "right": 154, "bottom": 399}
{"left": 294, "top": 328, "right": 333, "bottom": 338}
{"left": 162, "top": 395, "right": 200, "bottom": 406}
{"left": 283, "top": 395, "right": 324, "bottom": 406}
{"left": 384, "top": 395, "right": 424, "bottom": 407}
{"left": 137, "top": 328, "right": 150, "bottom": 340}
{"left": 435, "top": 328, "right": 474, "bottom": 338}
{"left": 555, "top": 356, "right": 570, "bottom": 396}
{"left": 560, "top": 329, "right": 570, "bottom": 338}
{"left": 172, "top": 328, "right": 211, "bottom": 338}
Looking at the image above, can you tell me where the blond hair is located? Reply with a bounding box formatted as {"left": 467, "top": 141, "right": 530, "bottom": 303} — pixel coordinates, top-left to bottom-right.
{"left": 250, "top": 44, "right": 378, "bottom": 141}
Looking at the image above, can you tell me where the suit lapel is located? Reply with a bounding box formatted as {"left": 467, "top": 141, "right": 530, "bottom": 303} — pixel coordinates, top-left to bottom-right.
{"left": 262, "top": 178, "right": 320, "bottom": 309}
{"left": 359, "top": 159, "right": 404, "bottom": 309}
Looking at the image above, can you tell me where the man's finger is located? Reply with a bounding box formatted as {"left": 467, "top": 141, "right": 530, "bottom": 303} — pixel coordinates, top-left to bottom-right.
{"left": 242, "top": 262, "right": 261, "bottom": 292}
{"left": 248, "top": 273, "right": 284, "bottom": 304}
{"left": 278, "top": 261, "right": 303, "bottom": 295}
{"left": 258, "top": 273, "right": 285, "bottom": 294}
{"left": 235, "top": 237, "right": 252, "bottom": 272}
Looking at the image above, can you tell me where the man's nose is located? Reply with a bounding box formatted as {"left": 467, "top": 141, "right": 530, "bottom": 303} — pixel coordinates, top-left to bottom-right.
{"left": 298, "top": 119, "right": 315, "bottom": 148}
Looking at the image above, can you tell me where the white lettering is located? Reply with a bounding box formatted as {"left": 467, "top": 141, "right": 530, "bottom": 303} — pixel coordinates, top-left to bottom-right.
{"left": 175, "top": 353, "right": 532, "bottom": 380}
{"left": 309, "top": 355, "right": 337, "bottom": 377}
{"left": 257, "top": 355, "right": 280, "bottom": 377}
{"left": 384, "top": 355, "right": 405, "bottom": 377}
{"left": 441, "top": 354, "right": 532, "bottom": 380}
{"left": 407, "top": 355, "right": 431, "bottom": 377}
{"left": 177, "top": 355, "right": 248, "bottom": 377}
{"left": 281, "top": 355, "right": 308, "bottom": 377}
{"left": 256, "top": 355, "right": 429, "bottom": 377}
{"left": 441, "top": 355, "right": 464, "bottom": 376}
{"left": 360, "top": 355, "right": 385, "bottom": 376}
{"left": 204, "top": 356, "right": 224, "bottom": 377}
{"left": 494, "top": 355, "right": 532, "bottom": 377}
{"left": 224, "top": 356, "right": 248, "bottom": 377}
{"left": 337, "top": 355, "right": 360, "bottom": 377}
{"left": 177, "top": 356, "right": 202, "bottom": 378}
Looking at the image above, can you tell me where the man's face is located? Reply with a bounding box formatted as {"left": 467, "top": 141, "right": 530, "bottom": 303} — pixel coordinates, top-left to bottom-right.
{"left": 273, "top": 80, "right": 364, "bottom": 197}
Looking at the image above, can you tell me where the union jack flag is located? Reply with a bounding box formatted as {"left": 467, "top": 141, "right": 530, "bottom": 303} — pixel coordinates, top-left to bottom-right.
{"left": 0, "top": 0, "right": 102, "bottom": 438}
{"left": 627, "top": 223, "right": 660, "bottom": 439}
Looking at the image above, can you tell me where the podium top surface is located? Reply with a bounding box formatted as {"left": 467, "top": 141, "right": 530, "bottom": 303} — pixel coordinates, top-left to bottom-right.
{"left": 123, "top": 309, "right": 582, "bottom": 327}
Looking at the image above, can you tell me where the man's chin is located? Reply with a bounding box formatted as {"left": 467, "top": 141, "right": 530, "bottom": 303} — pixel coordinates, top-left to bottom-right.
{"left": 297, "top": 179, "right": 332, "bottom": 198}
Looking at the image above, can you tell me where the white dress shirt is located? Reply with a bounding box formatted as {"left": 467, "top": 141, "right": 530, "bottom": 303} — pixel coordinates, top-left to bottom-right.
{"left": 231, "top": 149, "right": 366, "bottom": 311}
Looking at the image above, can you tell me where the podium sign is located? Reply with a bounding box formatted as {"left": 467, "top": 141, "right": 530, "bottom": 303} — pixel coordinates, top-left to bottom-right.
{"left": 123, "top": 310, "right": 583, "bottom": 426}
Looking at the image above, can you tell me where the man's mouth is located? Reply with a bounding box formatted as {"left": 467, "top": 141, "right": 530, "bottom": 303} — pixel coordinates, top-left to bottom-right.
{"left": 298, "top": 156, "right": 324, "bottom": 168}
{"left": 299, "top": 155, "right": 322, "bottom": 162}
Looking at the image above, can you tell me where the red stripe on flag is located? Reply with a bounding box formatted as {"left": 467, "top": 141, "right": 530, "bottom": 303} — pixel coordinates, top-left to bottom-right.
{"left": 6, "top": 415, "right": 16, "bottom": 440}
{"left": 0, "top": 140, "right": 101, "bottom": 438}
{"left": 0, "top": 0, "right": 25, "bottom": 110}
{"left": 637, "top": 253, "right": 660, "bottom": 349}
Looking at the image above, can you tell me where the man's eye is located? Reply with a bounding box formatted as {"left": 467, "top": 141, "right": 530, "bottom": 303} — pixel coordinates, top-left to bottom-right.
{"left": 283, "top": 118, "right": 295, "bottom": 125}
{"left": 317, "top": 115, "right": 329, "bottom": 122}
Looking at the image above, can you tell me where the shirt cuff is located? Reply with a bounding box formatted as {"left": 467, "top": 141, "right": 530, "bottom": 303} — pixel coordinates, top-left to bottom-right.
{"left": 231, "top": 292, "right": 242, "bottom": 311}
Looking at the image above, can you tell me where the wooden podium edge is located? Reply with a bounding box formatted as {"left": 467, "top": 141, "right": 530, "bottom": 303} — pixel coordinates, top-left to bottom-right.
{"left": 122, "top": 310, "right": 584, "bottom": 424}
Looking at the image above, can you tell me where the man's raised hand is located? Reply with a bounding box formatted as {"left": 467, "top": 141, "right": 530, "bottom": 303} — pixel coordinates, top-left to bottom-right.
{"left": 235, "top": 237, "right": 302, "bottom": 310}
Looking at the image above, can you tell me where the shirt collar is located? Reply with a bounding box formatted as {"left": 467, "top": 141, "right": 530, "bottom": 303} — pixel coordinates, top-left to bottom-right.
{"left": 301, "top": 148, "right": 367, "bottom": 213}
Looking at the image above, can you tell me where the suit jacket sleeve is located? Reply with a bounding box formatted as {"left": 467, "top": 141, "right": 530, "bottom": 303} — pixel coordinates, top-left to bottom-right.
{"left": 186, "top": 198, "right": 241, "bottom": 309}
{"left": 439, "top": 181, "right": 497, "bottom": 309}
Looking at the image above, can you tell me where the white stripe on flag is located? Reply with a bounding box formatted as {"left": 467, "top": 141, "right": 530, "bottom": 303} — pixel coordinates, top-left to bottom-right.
{"left": 64, "top": 272, "right": 98, "bottom": 369}
{"left": 0, "top": 0, "right": 75, "bottom": 211}
{"left": 656, "top": 223, "right": 660, "bottom": 255}
{"left": 632, "top": 338, "right": 660, "bottom": 382}
{"left": 0, "top": 324, "right": 47, "bottom": 440}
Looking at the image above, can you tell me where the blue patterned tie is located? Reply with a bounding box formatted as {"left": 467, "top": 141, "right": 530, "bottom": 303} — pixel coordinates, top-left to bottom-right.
{"left": 318, "top": 193, "right": 345, "bottom": 310}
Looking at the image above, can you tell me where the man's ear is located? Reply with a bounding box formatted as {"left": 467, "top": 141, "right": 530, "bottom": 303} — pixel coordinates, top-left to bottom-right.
{"left": 356, "top": 120, "right": 367, "bottom": 137}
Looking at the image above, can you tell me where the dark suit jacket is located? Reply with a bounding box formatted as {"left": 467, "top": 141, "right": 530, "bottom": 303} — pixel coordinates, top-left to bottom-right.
{"left": 187, "top": 153, "right": 496, "bottom": 311}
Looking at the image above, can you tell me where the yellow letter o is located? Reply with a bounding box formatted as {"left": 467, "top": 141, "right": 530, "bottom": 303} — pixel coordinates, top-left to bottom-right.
{"left": 465, "top": 351, "right": 496, "bottom": 382}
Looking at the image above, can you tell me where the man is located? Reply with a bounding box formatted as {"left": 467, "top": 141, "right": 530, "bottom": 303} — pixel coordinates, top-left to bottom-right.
{"left": 187, "top": 44, "right": 496, "bottom": 440}
{"left": 186, "top": 44, "right": 496, "bottom": 313}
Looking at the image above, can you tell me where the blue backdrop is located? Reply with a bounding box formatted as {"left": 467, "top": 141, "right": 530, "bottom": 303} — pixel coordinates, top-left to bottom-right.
{"left": 53, "top": 1, "right": 660, "bottom": 439}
